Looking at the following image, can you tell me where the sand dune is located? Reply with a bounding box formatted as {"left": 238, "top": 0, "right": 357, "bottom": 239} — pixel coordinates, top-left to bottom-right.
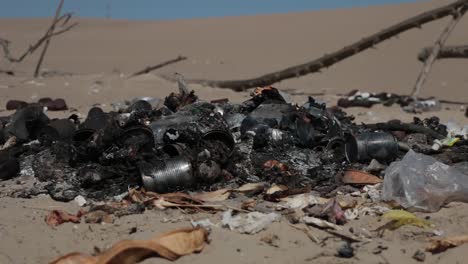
{"left": 1, "top": 0, "right": 468, "bottom": 101}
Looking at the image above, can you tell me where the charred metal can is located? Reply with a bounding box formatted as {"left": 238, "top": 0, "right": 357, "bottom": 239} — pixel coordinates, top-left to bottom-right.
{"left": 140, "top": 156, "right": 194, "bottom": 193}
{"left": 345, "top": 132, "right": 398, "bottom": 162}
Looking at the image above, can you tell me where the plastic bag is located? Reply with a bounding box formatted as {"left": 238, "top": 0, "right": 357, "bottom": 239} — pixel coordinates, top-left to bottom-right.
{"left": 382, "top": 150, "right": 468, "bottom": 212}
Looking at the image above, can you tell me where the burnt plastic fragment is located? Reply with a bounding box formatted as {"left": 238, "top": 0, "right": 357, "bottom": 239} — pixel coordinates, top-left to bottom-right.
{"left": 0, "top": 157, "right": 20, "bottom": 180}
{"left": 4, "top": 105, "right": 50, "bottom": 141}
{"left": 39, "top": 118, "right": 76, "bottom": 144}
{"left": 6, "top": 100, "right": 28, "bottom": 110}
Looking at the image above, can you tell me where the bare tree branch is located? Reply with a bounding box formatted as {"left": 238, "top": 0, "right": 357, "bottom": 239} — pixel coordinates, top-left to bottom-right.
{"left": 411, "top": 7, "right": 467, "bottom": 98}
{"left": 129, "top": 56, "right": 187, "bottom": 78}
{"left": 34, "top": 0, "right": 65, "bottom": 77}
{"left": 418, "top": 44, "right": 468, "bottom": 61}
{"left": 0, "top": 6, "right": 76, "bottom": 65}
{"left": 178, "top": 0, "right": 468, "bottom": 91}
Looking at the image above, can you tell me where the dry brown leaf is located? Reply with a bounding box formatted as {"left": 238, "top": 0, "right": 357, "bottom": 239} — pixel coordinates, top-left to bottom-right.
{"left": 152, "top": 197, "right": 222, "bottom": 210}
{"left": 266, "top": 184, "right": 288, "bottom": 195}
{"left": 241, "top": 199, "right": 257, "bottom": 211}
{"left": 84, "top": 210, "right": 113, "bottom": 224}
{"left": 338, "top": 199, "right": 358, "bottom": 210}
{"left": 192, "top": 189, "right": 231, "bottom": 202}
{"left": 263, "top": 160, "right": 288, "bottom": 172}
{"left": 235, "top": 183, "right": 266, "bottom": 193}
{"left": 50, "top": 227, "right": 209, "bottom": 264}
{"left": 45, "top": 210, "right": 83, "bottom": 226}
{"left": 342, "top": 170, "right": 383, "bottom": 185}
{"left": 426, "top": 235, "right": 468, "bottom": 254}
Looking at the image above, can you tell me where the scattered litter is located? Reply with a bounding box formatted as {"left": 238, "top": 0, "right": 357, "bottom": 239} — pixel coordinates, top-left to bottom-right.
{"left": 304, "top": 198, "right": 346, "bottom": 224}
{"left": 191, "top": 219, "right": 216, "bottom": 229}
{"left": 74, "top": 195, "right": 87, "bottom": 207}
{"left": 336, "top": 242, "right": 354, "bottom": 258}
{"left": 260, "top": 234, "right": 280, "bottom": 247}
{"left": 222, "top": 209, "right": 280, "bottom": 234}
{"left": 413, "top": 249, "right": 426, "bottom": 262}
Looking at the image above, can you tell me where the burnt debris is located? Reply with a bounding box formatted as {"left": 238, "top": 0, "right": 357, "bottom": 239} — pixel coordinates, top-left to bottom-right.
{"left": 0, "top": 86, "right": 466, "bottom": 203}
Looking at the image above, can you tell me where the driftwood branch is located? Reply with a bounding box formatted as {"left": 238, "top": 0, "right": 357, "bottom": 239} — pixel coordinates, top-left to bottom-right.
{"left": 0, "top": 4, "right": 76, "bottom": 66}
{"left": 34, "top": 0, "right": 65, "bottom": 77}
{"left": 129, "top": 56, "right": 187, "bottom": 78}
{"left": 411, "top": 7, "right": 467, "bottom": 98}
{"left": 363, "top": 122, "right": 445, "bottom": 140}
{"left": 418, "top": 44, "right": 468, "bottom": 61}
{"left": 180, "top": 0, "right": 468, "bottom": 91}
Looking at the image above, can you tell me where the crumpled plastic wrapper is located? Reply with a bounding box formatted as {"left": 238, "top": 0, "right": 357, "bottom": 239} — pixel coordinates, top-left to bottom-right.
{"left": 222, "top": 209, "right": 280, "bottom": 234}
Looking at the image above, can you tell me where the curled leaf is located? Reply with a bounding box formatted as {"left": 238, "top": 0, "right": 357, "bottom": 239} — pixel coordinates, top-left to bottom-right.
{"left": 45, "top": 210, "right": 83, "bottom": 226}
{"left": 235, "top": 183, "right": 266, "bottom": 193}
{"left": 426, "top": 235, "right": 468, "bottom": 254}
{"left": 263, "top": 160, "right": 288, "bottom": 172}
{"left": 343, "top": 170, "right": 382, "bottom": 185}
{"left": 376, "top": 210, "right": 430, "bottom": 231}
{"left": 192, "top": 189, "right": 231, "bottom": 202}
{"left": 50, "top": 227, "right": 209, "bottom": 264}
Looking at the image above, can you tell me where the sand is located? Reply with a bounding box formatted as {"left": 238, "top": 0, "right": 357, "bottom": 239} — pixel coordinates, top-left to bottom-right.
{"left": 1, "top": 0, "right": 468, "bottom": 263}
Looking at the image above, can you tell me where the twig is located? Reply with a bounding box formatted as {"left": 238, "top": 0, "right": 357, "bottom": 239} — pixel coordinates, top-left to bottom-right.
{"left": 418, "top": 44, "right": 468, "bottom": 61}
{"left": 34, "top": 0, "right": 65, "bottom": 78}
{"left": 411, "top": 7, "right": 467, "bottom": 98}
{"left": 173, "top": 0, "right": 468, "bottom": 91}
{"left": 129, "top": 56, "right": 187, "bottom": 78}
{"left": 288, "top": 223, "right": 320, "bottom": 243}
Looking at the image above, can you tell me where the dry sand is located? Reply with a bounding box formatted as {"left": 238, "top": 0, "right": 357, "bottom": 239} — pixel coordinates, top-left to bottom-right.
{"left": 1, "top": 0, "right": 468, "bottom": 263}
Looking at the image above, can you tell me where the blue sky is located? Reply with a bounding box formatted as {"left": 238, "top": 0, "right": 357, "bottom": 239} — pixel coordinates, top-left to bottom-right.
{"left": 0, "top": 0, "right": 420, "bottom": 20}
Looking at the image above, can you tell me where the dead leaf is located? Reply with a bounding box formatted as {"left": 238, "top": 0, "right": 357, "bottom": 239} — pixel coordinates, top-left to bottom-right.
{"left": 192, "top": 189, "right": 231, "bottom": 202}
{"left": 84, "top": 210, "right": 113, "bottom": 224}
{"left": 266, "top": 184, "right": 288, "bottom": 195}
{"left": 50, "top": 227, "right": 209, "bottom": 264}
{"left": 375, "top": 210, "right": 431, "bottom": 231}
{"left": 241, "top": 199, "right": 256, "bottom": 211}
{"left": 342, "top": 170, "right": 382, "bottom": 185}
{"left": 338, "top": 198, "right": 358, "bottom": 210}
{"left": 45, "top": 210, "right": 82, "bottom": 226}
{"left": 426, "top": 235, "right": 468, "bottom": 254}
{"left": 152, "top": 197, "right": 222, "bottom": 210}
{"left": 263, "top": 160, "right": 288, "bottom": 172}
{"left": 235, "top": 182, "right": 266, "bottom": 193}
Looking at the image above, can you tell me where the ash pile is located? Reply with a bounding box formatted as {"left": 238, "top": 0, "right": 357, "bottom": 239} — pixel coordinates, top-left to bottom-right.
{"left": 0, "top": 85, "right": 467, "bottom": 204}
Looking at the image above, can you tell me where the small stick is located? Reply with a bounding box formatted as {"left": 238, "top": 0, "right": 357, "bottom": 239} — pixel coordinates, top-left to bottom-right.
{"left": 34, "top": 0, "right": 65, "bottom": 78}
{"left": 411, "top": 7, "right": 467, "bottom": 98}
{"left": 418, "top": 44, "right": 468, "bottom": 61}
{"left": 288, "top": 223, "right": 320, "bottom": 243}
{"left": 128, "top": 56, "right": 187, "bottom": 78}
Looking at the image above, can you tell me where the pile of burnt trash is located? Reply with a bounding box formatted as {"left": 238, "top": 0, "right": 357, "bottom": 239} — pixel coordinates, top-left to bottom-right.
{"left": 1, "top": 86, "right": 467, "bottom": 203}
